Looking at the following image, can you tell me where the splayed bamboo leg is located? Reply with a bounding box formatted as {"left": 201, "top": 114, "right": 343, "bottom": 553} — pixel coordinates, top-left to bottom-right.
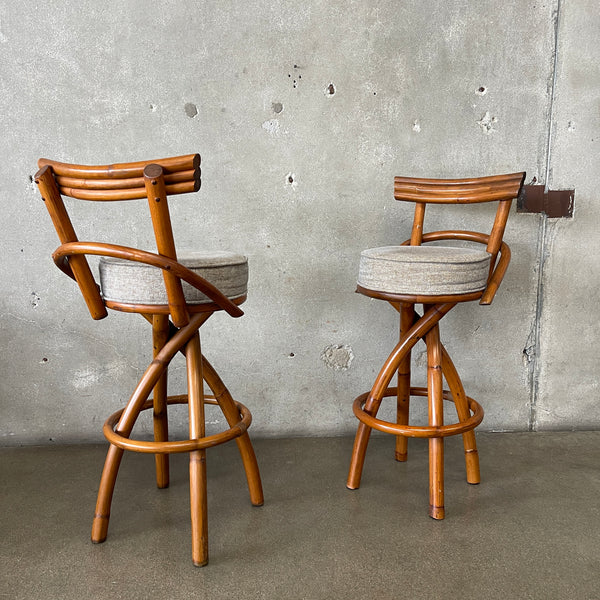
{"left": 92, "top": 314, "right": 208, "bottom": 544}
{"left": 201, "top": 355, "right": 264, "bottom": 506}
{"left": 152, "top": 314, "right": 170, "bottom": 489}
{"left": 186, "top": 332, "right": 208, "bottom": 567}
{"left": 441, "top": 344, "right": 480, "bottom": 484}
{"left": 346, "top": 421, "right": 374, "bottom": 490}
{"left": 142, "top": 312, "right": 263, "bottom": 506}
{"left": 395, "top": 303, "right": 414, "bottom": 462}
{"left": 426, "top": 322, "right": 445, "bottom": 519}
{"left": 91, "top": 443, "right": 124, "bottom": 543}
{"left": 347, "top": 303, "right": 454, "bottom": 489}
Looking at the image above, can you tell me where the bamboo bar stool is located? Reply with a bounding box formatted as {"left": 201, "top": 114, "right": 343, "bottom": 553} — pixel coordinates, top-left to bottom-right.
{"left": 35, "top": 154, "right": 263, "bottom": 566}
{"left": 347, "top": 172, "right": 525, "bottom": 519}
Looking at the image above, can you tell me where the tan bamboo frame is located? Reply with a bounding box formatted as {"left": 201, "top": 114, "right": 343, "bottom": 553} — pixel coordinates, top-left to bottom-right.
{"left": 347, "top": 172, "right": 525, "bottom": 519}
{"left": 35, "top": 155, "right": 263, "bottom": 566}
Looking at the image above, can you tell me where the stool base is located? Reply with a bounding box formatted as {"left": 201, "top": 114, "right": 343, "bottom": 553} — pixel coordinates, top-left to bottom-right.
{"left": 91, "top": 313, "right": 263, "bottom": 566}
{"left": 347, "top": 302, "right": 484, "bottom": 518}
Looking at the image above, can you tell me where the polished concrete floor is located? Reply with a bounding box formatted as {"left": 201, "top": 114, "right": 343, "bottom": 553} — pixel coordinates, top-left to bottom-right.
{"left": 1, "top": 432, "right": 599, "bottom": 599}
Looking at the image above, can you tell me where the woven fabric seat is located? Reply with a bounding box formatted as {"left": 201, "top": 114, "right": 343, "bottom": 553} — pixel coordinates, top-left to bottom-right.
{"left": 358, "top": 245, "right": 491, "bottom": 296}
{"left": 99, "top": 251, "right": 248, "bottom": 305}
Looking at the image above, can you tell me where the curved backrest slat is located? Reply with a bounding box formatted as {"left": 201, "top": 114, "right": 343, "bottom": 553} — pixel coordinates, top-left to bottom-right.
{"left": 55, "top": 169, "right": 197, "bottom": 191}
{"left": 38, "top": 154, "right": 199, "bottom": 179}
{"left": 394, "top": 172, "right": 524, "bottom": 204}
{"left": 57, "top": 180, "right": 199, "bottom": 201}
{"left": 38, "top": 154, "right": 200, "bottom": 201}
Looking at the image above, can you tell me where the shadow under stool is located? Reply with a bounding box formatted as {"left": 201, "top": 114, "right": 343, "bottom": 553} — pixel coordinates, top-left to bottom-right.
{"left": 347, "top": 172, "right": 525, "bottom": 518}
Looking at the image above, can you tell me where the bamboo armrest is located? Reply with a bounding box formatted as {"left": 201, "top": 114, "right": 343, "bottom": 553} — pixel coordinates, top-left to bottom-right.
{"left": 53, "top": 241, "right": 244, "bottom": 318}
{"left": 479, "top": 242, "right": 510, "bottom": 305}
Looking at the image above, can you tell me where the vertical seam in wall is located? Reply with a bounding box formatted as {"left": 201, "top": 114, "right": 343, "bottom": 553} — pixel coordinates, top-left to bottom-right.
{"left": 544, "top": 0, "right": 562, "bottom": 193}
{"left": 529, "top": 0, "right": 562, "bottom": 431}
{"left": 528, "top": 216, "right": 546, "bottom": 431}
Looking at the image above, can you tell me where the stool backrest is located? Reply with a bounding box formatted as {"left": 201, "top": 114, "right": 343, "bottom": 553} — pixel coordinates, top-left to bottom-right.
{"left": 35, "top": 154, "right": 201, "bottom": 324}
{"left": 394, "top": 172, "right": 525, "bottom": 304}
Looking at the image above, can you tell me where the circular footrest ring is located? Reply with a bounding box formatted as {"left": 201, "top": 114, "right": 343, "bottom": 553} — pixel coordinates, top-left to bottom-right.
{"left": 353, "top": 386, "right": 483, "bottom": 438}
{"left": 103, "top": 394, "right": 252, "bottom": 454}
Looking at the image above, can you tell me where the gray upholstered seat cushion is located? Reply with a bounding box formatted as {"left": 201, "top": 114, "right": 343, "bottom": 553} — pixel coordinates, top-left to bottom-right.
{"left": 99, "top": 251, "right": 248, "bottom": 305}
{"left": 358, "top": 245, "right": 491, "bottom": 296}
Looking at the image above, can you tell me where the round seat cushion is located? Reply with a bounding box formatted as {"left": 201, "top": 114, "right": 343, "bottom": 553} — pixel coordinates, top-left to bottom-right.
{"left": 99, "top": 251, "right": 248, "bottom": 305}
{"left": 358, "top": 245, "right": 491, "bottom": 296}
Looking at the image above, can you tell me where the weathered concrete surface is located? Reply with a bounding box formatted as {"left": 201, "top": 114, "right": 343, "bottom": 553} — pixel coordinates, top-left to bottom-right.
{"left": 0, "top": 1, "right": 594, "bottom": 444}
{"left": 534, "top": 0, "right": 600, "bottom": 430}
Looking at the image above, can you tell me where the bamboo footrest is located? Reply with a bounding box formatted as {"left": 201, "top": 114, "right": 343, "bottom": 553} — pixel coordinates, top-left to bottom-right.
{"left": 353, "top": 386, "right": 483, "bottom": 438}
{"left": 103, "top": 394, "right": 252, "bottom": 454}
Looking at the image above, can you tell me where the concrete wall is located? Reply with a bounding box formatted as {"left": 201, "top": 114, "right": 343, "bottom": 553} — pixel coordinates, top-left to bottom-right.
{"left": 1, "top": 0, "right": 598, "bottom": 445}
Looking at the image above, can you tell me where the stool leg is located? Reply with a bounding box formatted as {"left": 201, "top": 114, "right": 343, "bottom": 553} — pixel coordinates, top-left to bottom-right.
{"left": 91, "top": 443, "right": 124, "bottom": 543}
{"left": 347, "top": 303, "right": 454, "bottom": 490}
{"left": 426, "top": 323, "right": 445, "bottom": 520}
{"left": 92, "top": 314, "right": 209, "bottom": 547}
{"left": 145, "top": 312, "right": 263, "bottom": 506}
{"left": 186, "top": 332, "right": 208, "bottom": 567}
{"left": 152, "top": 314, "right": 170, "bottom": 489}
{"left": 347, "top": 421, "right": 374, "bottom": 489}
{"left": 441, "top": 345, "right": 480, "bottom": 484}
{"left": 201, "top": 354, "right": 264, "bottom": 507}
{"left": 395, "top": 303, "right": 414, "bottom": 462}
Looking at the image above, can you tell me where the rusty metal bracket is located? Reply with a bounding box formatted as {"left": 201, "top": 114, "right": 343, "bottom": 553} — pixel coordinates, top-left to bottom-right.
{"left": 517, "top": 185, "right": 574, "bottom": 218}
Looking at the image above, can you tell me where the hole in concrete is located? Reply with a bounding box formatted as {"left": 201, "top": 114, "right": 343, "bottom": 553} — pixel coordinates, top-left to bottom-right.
{"left": 184, "top": 103, "right": 198, "bottom": 118}
{"left": 326, "top": 83, "right": 336, "bottom": 96}
{"left": 286, "top": 173, "right": 298, "bottom": 189}
{"left": 272, "top": 102, "right": 283, "bottom": 114}
{"left": 476, "top": 86, "right": 487, "bottom": 96}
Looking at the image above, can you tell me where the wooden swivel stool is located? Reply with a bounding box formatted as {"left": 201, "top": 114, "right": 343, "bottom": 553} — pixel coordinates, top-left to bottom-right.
{"left": 35, "top": 154, "right": 264, "bottom": 566}
{"left": 347, "top": 173, "right": 525, "bottom": 518}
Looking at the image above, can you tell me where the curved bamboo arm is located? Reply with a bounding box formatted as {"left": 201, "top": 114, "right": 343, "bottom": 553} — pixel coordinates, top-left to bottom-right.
{"left": 416, "top": 230, "right": 490, "bottom": 245}
{"left": 400, "top": 231, "right": 510, "bottom": 306}
{"left": 53, "top": 241, "right": 244, "bottom": 318}
{"left": 479, "top": 241, "right": 510, "bottom": 305}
